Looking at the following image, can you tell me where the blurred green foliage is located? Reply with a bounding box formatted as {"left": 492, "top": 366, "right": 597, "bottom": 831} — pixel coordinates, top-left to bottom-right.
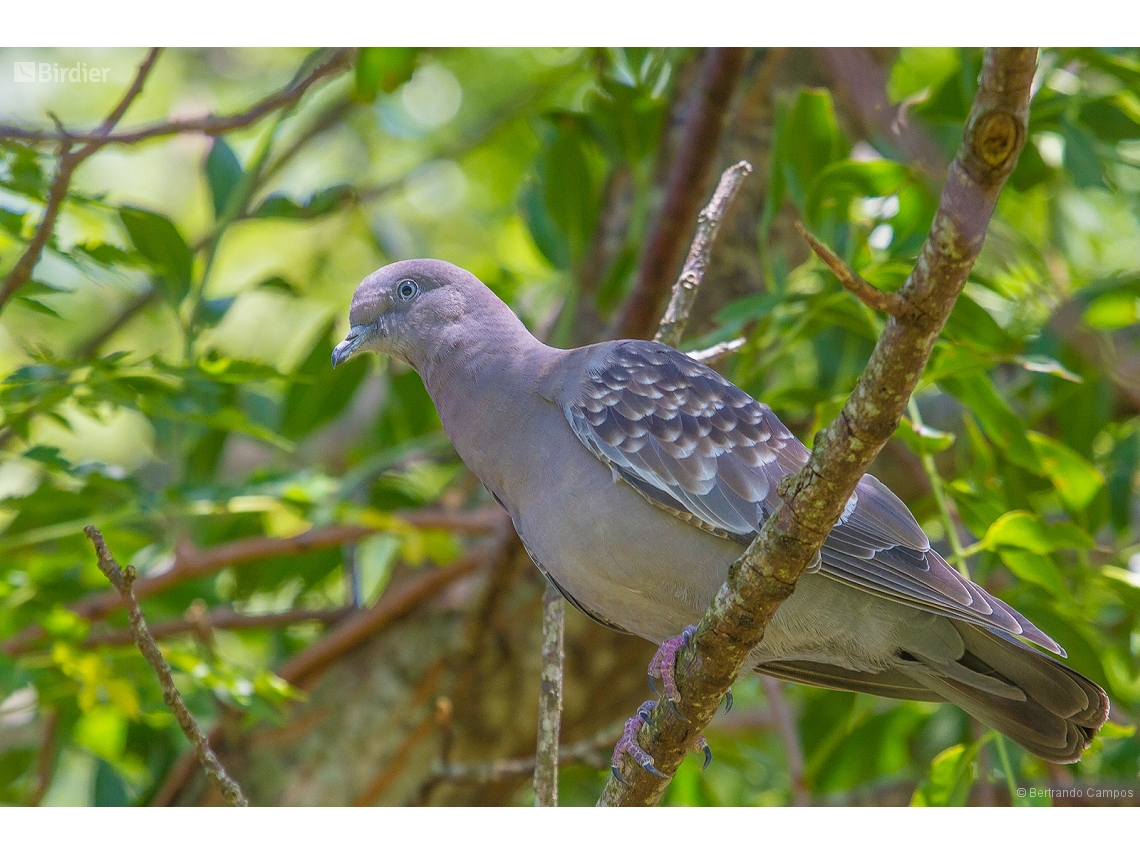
{"left": 1, "top": 47, "right": 1138, "bottom": 806}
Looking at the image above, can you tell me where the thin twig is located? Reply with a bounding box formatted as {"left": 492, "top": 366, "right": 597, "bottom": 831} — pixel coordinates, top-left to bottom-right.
{"left": 0, "top": 49, "right": 161, "bottom": 313}
{"left": 655, "top": 160, "right": 753, "bottom": 348}
{"left": 0, "top": 49, "right": 353, "bottom": 147}
{"left": 436, "top": 722, "right": 625, "bottom": 784}
{"left": 795, "top": 221, "right": 903, "bottom": 317}
{"left": 82, "top": 605, "right": 351, "bottom": 648}
{"left": 533, "top": 580, "right": 565, "bottom": 806}
{"left": 598, "top": 47, "right": 1038, "bottom": 807}
{"left": 83, "top": 525, "right": 248, "bottom": 807}
{"left": 153, "top": 553, "right": 481, "bottom": 806}
{"left": 613, "top": 48, "right": 751, "bottom": 340}
{"left": 686, "top": 337, "right": 746, "bottom": 364}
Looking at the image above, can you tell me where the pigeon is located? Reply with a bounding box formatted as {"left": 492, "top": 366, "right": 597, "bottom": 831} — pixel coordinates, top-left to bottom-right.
{"left": 332, "top": 258, "right": 1110, "bottom": 770}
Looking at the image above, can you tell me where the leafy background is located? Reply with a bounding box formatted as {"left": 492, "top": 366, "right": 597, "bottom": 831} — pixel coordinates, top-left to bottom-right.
{"left": 0, "top": 47, "right": 1137, "bottom": 806}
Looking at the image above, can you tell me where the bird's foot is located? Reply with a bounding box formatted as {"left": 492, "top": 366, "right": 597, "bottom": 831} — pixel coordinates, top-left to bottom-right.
{"left": 646, "top": 625, "right": 733, "bottom": 717}
{"left": 610, "top": 700, "right": 713, "bottom": 784}
{"left": 647, "top": 625, "right": 696, "bottom": 719}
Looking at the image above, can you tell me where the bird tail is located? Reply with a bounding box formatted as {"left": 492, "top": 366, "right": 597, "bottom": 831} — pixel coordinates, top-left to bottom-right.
{"left": 902, "top": 621, "right": 1109, "bottom": 764}
{"left": 756, "top": 620, "right": 1109, "bottom": 764}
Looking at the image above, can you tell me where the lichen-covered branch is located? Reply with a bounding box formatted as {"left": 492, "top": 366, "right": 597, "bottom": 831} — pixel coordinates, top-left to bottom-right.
{"left": 613, "top": 47, "right": 750, "bottom": 340}
{"left": 532, "top": 581, "right": 565, "bottom": 806}
{"left": 83, "top": 525, "right": 249, "bottom": 807}
{"left": 598, "top": 47, "right": 1038, "bottom": 808}
{"left": 654, "top": 160, "right": 753, "bottom": 348}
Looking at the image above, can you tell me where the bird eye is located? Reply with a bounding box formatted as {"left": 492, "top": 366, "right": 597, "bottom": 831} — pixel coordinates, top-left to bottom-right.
{"left": 396, "top": 280, "right": 419, "bottom": 302}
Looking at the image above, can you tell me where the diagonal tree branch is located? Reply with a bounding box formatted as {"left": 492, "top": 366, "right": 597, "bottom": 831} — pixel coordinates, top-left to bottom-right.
{"left": 598, "top": 47, "right": 1039, "bottom": 807}
{"left": 84, "top": 525, "right": 248, "bottom": 806}
{"left": 654, "top": 160, "right": 753, "bottom": 348}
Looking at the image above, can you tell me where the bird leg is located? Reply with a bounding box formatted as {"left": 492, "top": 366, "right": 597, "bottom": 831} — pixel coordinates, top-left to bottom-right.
{"left": 647, "top": 625, "right": 732, "bottom": 717}
{"left": 610, "top": 700, "right": 712, "bottom": 783}
{"left": 648, "top": 626, "right": 695, "bottom": 719}
{"left": 612, "top": 626, "right": 730, "bottom": 782}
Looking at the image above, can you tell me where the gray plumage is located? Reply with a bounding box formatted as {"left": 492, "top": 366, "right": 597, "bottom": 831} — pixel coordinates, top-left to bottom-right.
{"left": 333, "top": 259, "right": 1109, "bottom": 764}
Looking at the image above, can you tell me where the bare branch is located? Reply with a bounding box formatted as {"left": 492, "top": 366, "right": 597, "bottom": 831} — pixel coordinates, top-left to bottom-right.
{"left": 613, "top": 48, "right": 751, "bottom": 340}
{"left": 83, "top": 525, "right": 248, "bottom": 807}
{"left": 436, "top": 722, "right": 624, "bottom": 784}
{"left": 533, "top": 581, "right": 565, "bottom": 806}
{"left": 2, "top": 507, "right": 503, "bottom": 657}
{"left": 277, "top": 551, "right": 489, "bottom": 689}
{"left": 686, "top": 337, "right": 746, "bottom": 364}
{"left": 598, "top": 47, "right": 1038, "bottom": 807}
{"left": 82, "top": 605, "right": 350, "bottom": 648}
{"left": 654, "top": 160, "right": 753, "bottom": 348}
{"left": 795, "top": 221, "right": 904, "bottom": 317}
{"left": 0, "top": 49, "right": 353, "bottom": 147}
{"left": 0, "top": 49, "right": 161, "bottom": 313}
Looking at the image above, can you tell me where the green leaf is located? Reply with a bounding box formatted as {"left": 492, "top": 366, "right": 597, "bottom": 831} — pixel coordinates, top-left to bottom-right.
{"left": 938, "top": 374, "right": 1041, "bottom": 474}
{"left": 942, "top": 295, "right": 1020, "bottom": 354}
{"left": 780, "top": 89, "right": 845, "bottom": 211}
{"left": 911, "top": 740, "right": 982, "bottom": 806}
{"left": 354, "top": 47, "right": 418, "bottom": 102}
{"left": 251, "top": 185, "right": 355, "bottom": 220}
{"left": 205, "top": 138, "right": 243, "bottom": 218}
{"left": 535, "top": 116, "right": 600, "bottom": 261}
{"left": 1026, "top": 432, "right": 1105, "bottom": 513}
{"left": 519, "top": 176, "right": 571, "bottom": 270}
{"left": 998, "top": 548, "right": 1069, "bottom": 598}
{"left": 118, "top": 206, "right": 193, "bottom": 307}
{"left": 895, "top": 416, "right": 956, "bottom": 456}
{"left": 980, "top": 510, "right": 1096, "bottom": 555}
{"left": 1078, "top": 97, "right": 1140, "bottom": 143}
{"left": 887, "top": 48, "right": 960, "bottom": 104}
{"left": 1083, "top": 291, "right": 1140, "bottom": 329}
{"left": 280, "top": 326, "right": 368, "bottom": 439}
{"left": 804, "top": 159, "right": 910, "bottom": 229}
{"left": 1061, "top": 119, "right": 1106, "bottom": 189}
{"left": 93, "top": 758, "right": 130, "bottom": 806}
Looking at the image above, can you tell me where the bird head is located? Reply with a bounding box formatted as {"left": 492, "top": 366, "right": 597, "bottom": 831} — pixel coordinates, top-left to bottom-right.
{"left": 331, "top": 258, "right": 486, "bottom": 370}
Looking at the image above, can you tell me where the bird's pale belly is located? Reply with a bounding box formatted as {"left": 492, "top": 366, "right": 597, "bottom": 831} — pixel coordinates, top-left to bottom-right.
{"left": 509, "top": 435, "right": 915, "bottom": 672}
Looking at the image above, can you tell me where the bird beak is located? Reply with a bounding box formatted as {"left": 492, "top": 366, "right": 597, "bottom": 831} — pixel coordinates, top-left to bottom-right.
{"left": 331, "top": 325, "right": 370, "bottom": 368}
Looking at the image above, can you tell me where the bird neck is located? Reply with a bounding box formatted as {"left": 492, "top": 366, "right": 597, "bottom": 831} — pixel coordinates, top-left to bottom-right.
{"left": 415, "top": 307, "right": 557, "bottom": 504}
{"left": 415, "top": 301, "right": 555, "bottom": 419}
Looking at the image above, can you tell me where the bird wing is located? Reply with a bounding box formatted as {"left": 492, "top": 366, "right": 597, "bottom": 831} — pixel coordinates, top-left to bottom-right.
{"left": 562, "top": 339, "right": 1062, "bottom": 654}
